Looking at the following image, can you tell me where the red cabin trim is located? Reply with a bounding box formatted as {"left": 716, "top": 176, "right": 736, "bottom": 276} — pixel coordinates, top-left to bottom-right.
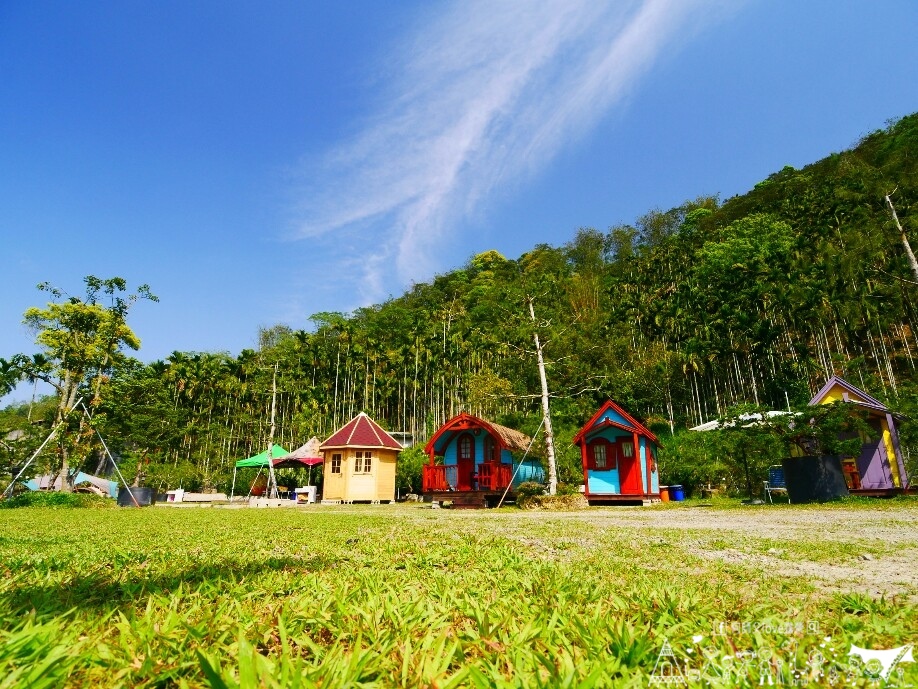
{"left": 572, "top": 400, "right": 658, "bottom": 445}
{"left": 424, "top": 412, "right": 509, "bottom": 463}
{"left": 580, "top": 441, "right": 590, "bottom": 497}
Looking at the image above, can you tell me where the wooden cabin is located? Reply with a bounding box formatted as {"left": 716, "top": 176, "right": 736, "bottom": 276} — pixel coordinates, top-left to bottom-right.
{"left": 809, "top": 376, "right": 910, "bottom": 494}
{"left": 319, "top": 412, "right": 401, "bottom": 503}
{"left": 422, "top": 412, "right": 543, "bottom": 508}
{"left": 573, "top": 400, "right": 661, "bottom": 505}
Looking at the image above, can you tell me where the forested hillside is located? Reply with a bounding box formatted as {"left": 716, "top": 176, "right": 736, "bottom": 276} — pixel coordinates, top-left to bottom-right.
{"left": 5, "top": 114, "right": 918, "bottom": 494}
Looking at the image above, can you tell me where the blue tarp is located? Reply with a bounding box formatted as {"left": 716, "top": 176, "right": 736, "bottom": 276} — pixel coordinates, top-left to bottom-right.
{"left": 25, "top": 472, "right": 119, "bottom": 498}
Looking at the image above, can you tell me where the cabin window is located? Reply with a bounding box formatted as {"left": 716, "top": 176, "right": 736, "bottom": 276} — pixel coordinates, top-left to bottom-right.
{"left": 484, "top": 435, "right": 497, "bottom": 462}
{"left": 355, "top": 451, "right": 372, "bottom": 473}
{"left": 588, "top": 441, "right": 614, "bottom": 470}
{"left": 458, "top": 434, "right": 473, "bottom": 462}
{"left": 330, "top": 454, "right": 342, "bottom": 474}
{"left": 593, "top": 443, "right": 607, "bottom": 469}
{"left": 622, "top": 442, "right": 634, "bottom": 458}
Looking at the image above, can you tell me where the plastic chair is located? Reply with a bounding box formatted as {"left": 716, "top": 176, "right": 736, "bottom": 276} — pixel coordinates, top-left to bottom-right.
{"left": 763, "top": 465, "right": 789, "bottom": 504}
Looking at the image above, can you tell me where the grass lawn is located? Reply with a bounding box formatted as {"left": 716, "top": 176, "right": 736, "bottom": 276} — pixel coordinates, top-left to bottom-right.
{"left": 0, "top": 499, "right": 916, "bottom": 687}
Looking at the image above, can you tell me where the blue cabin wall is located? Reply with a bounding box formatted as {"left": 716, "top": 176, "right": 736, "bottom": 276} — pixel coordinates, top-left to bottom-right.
{"left": 597, "top": 408, "right": 631, "bottom": 427}
{"left": 587, "top": 467, "right": 621, "bottom": 493}
{"left": 438, "top": 434, "right": 543, "bottom": 486}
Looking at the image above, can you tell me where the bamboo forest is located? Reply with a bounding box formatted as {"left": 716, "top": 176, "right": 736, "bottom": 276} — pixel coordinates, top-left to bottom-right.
{"left": 3, "top": 113, "right": 918, "bottom": 496}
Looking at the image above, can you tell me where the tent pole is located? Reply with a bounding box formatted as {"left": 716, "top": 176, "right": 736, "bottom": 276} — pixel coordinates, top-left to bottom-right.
{"left": 2, "top": 396, "right": 83, "bottom": 499}
{"left": 230, "top": 466, "right": 237, "bottom": 500}
{"left": 496, "top": 418, "right": 545, "bottom": 509}
{"left": 82, "top": 402, "right": 140, "bottom": 507}
{"left": 247, "top": 467, "right": 263, "bottom": 499}
{"left": 266, "top": 363, "right": 280, "bottom": 499}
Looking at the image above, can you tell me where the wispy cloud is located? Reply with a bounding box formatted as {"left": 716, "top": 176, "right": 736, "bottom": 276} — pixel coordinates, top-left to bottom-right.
{"left": 296, "top": 0, "right": 738, "bottom": 299}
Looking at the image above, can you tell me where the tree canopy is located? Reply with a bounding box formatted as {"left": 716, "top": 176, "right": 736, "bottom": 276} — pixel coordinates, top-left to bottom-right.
{"left": 5, "top": 113, "right": 918, "bottom": 495}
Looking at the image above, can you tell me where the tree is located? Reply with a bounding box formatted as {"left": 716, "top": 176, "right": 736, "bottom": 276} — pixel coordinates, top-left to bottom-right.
{"left": 13, "top": 277, "right": 157, "bottom": 491}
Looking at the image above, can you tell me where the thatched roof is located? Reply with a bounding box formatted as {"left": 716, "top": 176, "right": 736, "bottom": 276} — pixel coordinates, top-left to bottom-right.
{"left": 425, "top": 412, "right": 532, "bottom": 455}
{"left": 486, "top": 420, "right": 530, "bottom": 452}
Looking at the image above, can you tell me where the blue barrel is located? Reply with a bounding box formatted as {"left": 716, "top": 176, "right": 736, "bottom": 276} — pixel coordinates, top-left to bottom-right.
{"left": 669, "top": 485, "right": 685, "bottom": 501}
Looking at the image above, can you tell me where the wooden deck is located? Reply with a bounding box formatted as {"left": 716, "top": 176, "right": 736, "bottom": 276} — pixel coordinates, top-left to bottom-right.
{"left": 425, "top": 490, "right": 515, "bottom": 509}
{"left": 849, "top": 487, "right": 917, "bottom": 498}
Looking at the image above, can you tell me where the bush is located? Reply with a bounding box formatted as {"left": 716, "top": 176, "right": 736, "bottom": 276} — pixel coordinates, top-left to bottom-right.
{"left": 0, "top": 492, "right": 115, "bottom": 509}
{"left": 514, "top": 481, "right": 545, "bottom": 501}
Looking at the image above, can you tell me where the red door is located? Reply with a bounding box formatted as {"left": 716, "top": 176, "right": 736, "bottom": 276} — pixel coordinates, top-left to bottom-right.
{"left": 618, "top": 438, "right": 642, "bottom": 494}
{"left": 456, "top": 433, "right": 475, "bottom": 491}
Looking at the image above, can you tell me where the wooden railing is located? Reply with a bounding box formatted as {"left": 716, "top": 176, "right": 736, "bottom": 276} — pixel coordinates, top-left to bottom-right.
{"left": 423, "top": 462, "right": 513, "bottom": 492}
{"left": 423, "top": 464, "right": 457, "bottom": 492}
{"left": 478, "top": 461, "right": 512, "bottom": 491}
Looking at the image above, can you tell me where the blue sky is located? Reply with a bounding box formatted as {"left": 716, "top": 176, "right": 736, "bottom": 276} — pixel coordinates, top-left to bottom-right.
{"left": 2, "top": 0, "right": 918, "bottom": 402}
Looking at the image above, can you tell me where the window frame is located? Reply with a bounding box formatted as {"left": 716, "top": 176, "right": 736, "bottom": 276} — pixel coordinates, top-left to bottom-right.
{"left": 587, "top": 439, "right": 616, "bottom": 471}
{"left": 458, "top": 434, "right": 474, "bottom": 462}
{"left": 621, "top": 440, "right": 634, "bottom": 458}
{"left": 354, "top": 450, "right": 373, "bottom": 474}
{"left": 330, "top": 453, "right": 342, "bottom": 474}
{"left": 593, "top": 442, "right": 607, "bottom": 469}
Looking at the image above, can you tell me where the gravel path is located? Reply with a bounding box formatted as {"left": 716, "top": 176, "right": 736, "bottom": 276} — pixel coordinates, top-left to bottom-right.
{"left": 439, "top": 503, "right": 918, "bottom": 598}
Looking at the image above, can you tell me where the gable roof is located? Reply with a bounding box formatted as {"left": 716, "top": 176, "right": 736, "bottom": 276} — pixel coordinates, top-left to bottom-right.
{"left": 425, "top": 412, "right": 531, "bottom": 455}
{"left": 320, "top": 413, "right": 402, "bottom": 451}
{"left": 809, "top": 376, "right": 890, "bottom": 413}
{"left": 572, "top": 400, "right": 659, "bottom": 445}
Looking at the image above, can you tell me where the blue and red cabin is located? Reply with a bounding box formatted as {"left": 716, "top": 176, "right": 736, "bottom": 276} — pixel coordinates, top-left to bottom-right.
{"left": 573, "top": 400, "right": 661, "bottom": 504}
{"left": 422, "top": 412, "right": 544, "bottom": 507}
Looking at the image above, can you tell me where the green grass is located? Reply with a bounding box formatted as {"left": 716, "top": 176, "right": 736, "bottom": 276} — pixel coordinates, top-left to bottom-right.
{"left": 0, "top": 504, "right": 915, "bottom": 687}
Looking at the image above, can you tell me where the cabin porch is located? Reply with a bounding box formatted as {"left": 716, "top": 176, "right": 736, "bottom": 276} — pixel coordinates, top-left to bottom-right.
{"left": 422, "top": 462, "right": 514, "bottom": 493}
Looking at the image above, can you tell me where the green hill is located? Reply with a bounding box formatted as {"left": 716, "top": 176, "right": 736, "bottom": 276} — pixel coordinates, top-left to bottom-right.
{"left": 18, "top": 114, "right": 918, "bottom": 493}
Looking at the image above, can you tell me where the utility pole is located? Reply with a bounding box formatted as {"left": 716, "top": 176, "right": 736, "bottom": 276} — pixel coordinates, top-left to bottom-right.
{"left": 266, "top": 362, "right": 280, "bottom": 499}
{"left": 885, "top": 192, "right": 918, "bottom": 283}
{"left": 528, "top": 297, "right": 557, "bottom": 495}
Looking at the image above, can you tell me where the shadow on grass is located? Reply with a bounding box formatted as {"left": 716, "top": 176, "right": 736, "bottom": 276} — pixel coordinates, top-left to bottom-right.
{"left": 1, "top": 553, "right": 335, "bottom": 618}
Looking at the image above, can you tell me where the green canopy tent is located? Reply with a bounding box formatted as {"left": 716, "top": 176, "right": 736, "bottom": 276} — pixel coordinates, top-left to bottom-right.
{"left": 230, "top": 445, "right": 289, "bottom": 498}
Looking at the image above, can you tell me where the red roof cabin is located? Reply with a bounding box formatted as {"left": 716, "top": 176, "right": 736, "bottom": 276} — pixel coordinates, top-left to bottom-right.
{"left": 573, "top": 400, "right": 661, "bottom": 505}
{"left": 422, "top": 412, "right": 543, "bottom": 508}
{"left": 320, "top": 412, "right": 402, "bottom": 503}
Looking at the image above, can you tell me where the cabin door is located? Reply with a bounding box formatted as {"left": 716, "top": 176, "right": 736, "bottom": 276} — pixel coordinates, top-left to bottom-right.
{"left": 618, "top": 437, "right": 642, "bottom": 494}
{"left": 456, "top": 433, "right": 475, "bottom": 491}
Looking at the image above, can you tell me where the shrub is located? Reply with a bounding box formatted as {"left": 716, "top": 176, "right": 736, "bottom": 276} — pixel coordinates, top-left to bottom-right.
{"left": 518, "top": 493, "right": 589, "bottom": 511}
{"left": 514, "top": 481, "right": 545, "bottom": 501}
{"left": 0, "top": 492, "right": 115, "bottom": 509}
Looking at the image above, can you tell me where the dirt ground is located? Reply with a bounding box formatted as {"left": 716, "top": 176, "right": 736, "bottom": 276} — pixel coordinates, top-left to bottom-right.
{"left": 578, "top": 505, "right": 918, "bottom": 599}
{"left": 448, "top": 503, "right": 918, "bottom": 599}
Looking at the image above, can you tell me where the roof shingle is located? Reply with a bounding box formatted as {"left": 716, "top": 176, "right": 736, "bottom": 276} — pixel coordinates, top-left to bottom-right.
{"left": 320, "top": 412, "right": 402, "bottom": 451}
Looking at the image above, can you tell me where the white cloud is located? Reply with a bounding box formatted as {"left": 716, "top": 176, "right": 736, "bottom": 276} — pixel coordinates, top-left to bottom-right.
{"left": 296, "top": 0, "right": 738, "bottom": 298}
